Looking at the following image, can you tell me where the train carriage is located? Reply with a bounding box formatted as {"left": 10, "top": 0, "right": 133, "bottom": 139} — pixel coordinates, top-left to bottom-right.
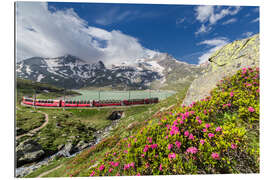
{"left": 22, "top": 96, "right": 158, "bottom": 108}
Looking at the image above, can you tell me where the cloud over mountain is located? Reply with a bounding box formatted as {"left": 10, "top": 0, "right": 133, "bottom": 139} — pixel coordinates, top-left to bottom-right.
{"left": 16, "top": 2, "right": 156, "bottom": 65}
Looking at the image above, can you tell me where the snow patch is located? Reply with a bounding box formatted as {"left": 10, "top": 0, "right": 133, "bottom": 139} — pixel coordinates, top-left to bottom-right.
{"left": 25, "top": 65, "right": 32, "bottom": 75}
{"left": 36, "top": 74, "right": 44, "bottom": 82}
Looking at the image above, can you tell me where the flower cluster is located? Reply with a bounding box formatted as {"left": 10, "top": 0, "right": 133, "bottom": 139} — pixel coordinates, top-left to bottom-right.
{"left": 87, "top": 67, "right": 259, "bottom": 176}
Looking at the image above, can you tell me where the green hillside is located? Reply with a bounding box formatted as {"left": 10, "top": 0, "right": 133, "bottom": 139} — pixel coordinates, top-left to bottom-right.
{"left": 25, "top": 67, "right": 259, "bottom": 177}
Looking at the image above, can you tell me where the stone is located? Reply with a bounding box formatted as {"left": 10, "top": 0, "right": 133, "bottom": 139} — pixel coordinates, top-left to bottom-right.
{"left": 16, "top": 139, "right": 45, "bottom": 167}
{"left": 182, "top": 34, "right": 259, "bottom": 106}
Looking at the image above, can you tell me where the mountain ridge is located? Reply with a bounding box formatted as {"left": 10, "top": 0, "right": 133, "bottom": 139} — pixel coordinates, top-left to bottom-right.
{"left": 16, "top": 53, "right": 204, "bottom": 90}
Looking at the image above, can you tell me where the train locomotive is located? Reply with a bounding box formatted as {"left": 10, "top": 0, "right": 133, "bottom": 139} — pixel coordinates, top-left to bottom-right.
{"left": 22, "top": 97, "right": 159, "bottom": 108}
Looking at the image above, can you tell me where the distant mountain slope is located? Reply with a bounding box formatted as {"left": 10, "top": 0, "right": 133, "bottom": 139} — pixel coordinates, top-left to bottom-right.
{"left": 182, "top": 34, "right": 259, "bottom": 106}
{"left": 16, "top": 54, "right": 205, "bottom": 90}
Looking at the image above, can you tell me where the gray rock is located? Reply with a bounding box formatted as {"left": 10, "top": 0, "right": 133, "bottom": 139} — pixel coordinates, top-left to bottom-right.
{"left": 16, "top": 139, "right": 45, "bottom": 167}
{"left": 182, "top": 34, "right": 259, "bottom": 106}
{"left": 56, "top": 142, "right": 75, "bottom": 157}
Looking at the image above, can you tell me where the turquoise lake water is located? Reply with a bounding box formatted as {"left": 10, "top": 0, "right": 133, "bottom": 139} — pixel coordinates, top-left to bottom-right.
{"left": 67, "top": 90, "right": 176, "bottom": 101}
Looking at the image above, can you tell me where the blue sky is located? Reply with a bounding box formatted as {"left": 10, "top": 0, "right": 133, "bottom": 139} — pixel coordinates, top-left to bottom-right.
{"left": 16, "top": 2, "right": 259, "bottom": 65}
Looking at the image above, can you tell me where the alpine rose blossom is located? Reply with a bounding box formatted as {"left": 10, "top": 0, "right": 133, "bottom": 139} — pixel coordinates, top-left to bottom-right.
{"left": 168, "top": 144, "right": 173, "bottom": 150}
{"left": 184, "top": 130, "right": 189, "bottom": 137}
{"left": 231, "top": 144, "right": 237, "bottom": 149}
{"left": 200, "top": 139, "right": 205, "bottom": 145}
{"left": 211, "top": 152, "right": 220, "bottom": 160}
{"left": 99, "top": 164, "right": 105, "bottom": 171}
{"left": 248, "top": 107, "right": 255, "bottom": 112}
{"left": 186, "top": 147, "right": 198, "bottom": 154}
{"left": 159, "top": 164, "right": 163, "bottom": 171}
{"left": 175, "top": 141, "right": 181, "bottom": 149}
{"left": 205, "top": 124, "right": 211, "bottom": 128}
{"left": 188, "top": 133, "right": 194, "bottom": 140}
{"left": 208, "top": 133, "right": 214, "bottom": 138}
{"left": 215, "top": 127, "right": 222, "bottom": 132}
{"left": 90, "top": 171, "right": 95, "bottom": 176}
{"left": 168, "top": 153, "right": 176, "bottom": 159}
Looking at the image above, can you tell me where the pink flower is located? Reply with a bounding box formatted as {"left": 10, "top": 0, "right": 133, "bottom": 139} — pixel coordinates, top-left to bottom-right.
{"left": 203, "top": 128, "right": 207, "bottom": 132}
{"left": 151, "top": 144, "right": 158, "bottom": 149}
{"left": 208, "top": 133, "right": 214, "bottom": 138}
{"left": 200, "top": 139, "right": 205, "bottom": 145}
{"left": 124, "top": 150, "right": 128, "bottom": 154}
{"left": 128, "top": 144, "right": 131, "bottom": 148}
{"left": 180, "top": 120, "right": 184, "bottom": 124}
{"left": 175, "top": 141, "right": 181, "bottom": 149}
{"left": 188, "top": 133, "right": 194, "bottom": 140}
{"left": 215, "top": 127, "right": 222, "bottom": 132}
{"left": 165, "top": 135, "right": 168, "bottom": 139}
{"left": 204, "top": 110, "right": 207, "bottom": 114}
{"left": 137, "top": 173, "right": 141, "bottom": 176}
{"left": 114, "top": 162, "right": 119, "bottom": 167}
{"left": 248, "top": 107, "right": 255, "bottom": 112}
{"left": 99, "top": 164, "right": 105, "bottom": 171}
{"left": 246, "top": 83, "right": 252, "bottom": 87}
{"left": 231, "top": 143, "right": 237, "bottom": 149}
{"left": 124, "top": 164, "right": 130, "bottom": 170}
{"left": 196, "top": 116, "right": 200, "bottom": 120}
{"left": 134, "top": 138, "right": 137, "bottom": 143}
{"left": 211, "top": 152, "right": 220, "bottom": 160}
{"left": 108, "top": 168, "right": 113, "bottom": 173}
{"left": 143, "top": 145, "right": 149, "bottom": 152}
{"left": 168, "top": 144, "right": 173, "bottom": 150}
{"left": 113, "top": 152, "right": 117, "bottom": 156}
{"left": 90, "top": 171, "right": 95, "bottom": 176}
{"left": 168, "top": 153, "right": 176, "bottom": 159}
{"left": 145, "top": 163, "right": 150, "bottom": 168}
{"left": 230, "top": 92, "right": 234, "bottom": 97}
{"left": 159, "top": 164, "right": 163, "bottom": 171}
{"left": 186, "top": 147, "right": 198, "bottom": 154}
{"left": 184, "top": 130, "right": 189, "bottom": 137}
{"left": 198, "top": 119, "right": 202, "bottom": 124}
{"left": 205, "top": 124, "right": 211, "bottom": 128}
{"left": 147, "top": 137, "right": 152, "bottom": 143}
{"left": 130, "top": 162, "right": 135, "bottom": 168}
{"left": 141, "top": 154, "right": 145, "bottom": 158}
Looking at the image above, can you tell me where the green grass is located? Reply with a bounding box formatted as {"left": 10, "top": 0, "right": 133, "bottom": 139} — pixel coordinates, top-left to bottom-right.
{"left": 24, "top": 157, "right": 68, "bottom": 178}
{"left": 24, "top": 84, "right": 189, "bottom": 177}
{"left": 16, "top": 108, "right": 45, "bottom": 134}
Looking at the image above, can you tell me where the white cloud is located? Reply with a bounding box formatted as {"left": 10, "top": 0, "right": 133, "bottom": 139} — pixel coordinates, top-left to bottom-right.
{"left": 194, "top": 5, "right": 240, "bottom": 35}
{"left": 176, "top": 17, "right": 185, "bottom": 24}
{"left": 16, "top": 2, "right": 156, "bottom": 65}
{"left": 251, "top": 17, "right": 259, "bottom": 23}
{"left": 222, "top": 18, "right": 237, "bottom": 25}
{"left": 195, "top": 24, "right": 212, "bottom": 35}
{"left": 242, "top": 32, "right": 254, "bottom": 38}
{"left": 197, "top": 37, "right": 229, "bottom": 64}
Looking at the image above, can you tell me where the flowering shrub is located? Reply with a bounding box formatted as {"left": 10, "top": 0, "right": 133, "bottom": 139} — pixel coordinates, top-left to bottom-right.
{"left": 88, "top": 67, "right": 259, "bottom": 176}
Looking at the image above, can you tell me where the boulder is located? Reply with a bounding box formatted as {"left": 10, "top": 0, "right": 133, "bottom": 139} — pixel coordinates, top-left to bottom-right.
{"left": 56, "top": 142, "right": 75, "bottom": 157}
{"left": 16, "top": 127, "right": 26, "bottom": 136}
{"left": 182, "top": 34, "right": 259, "bottom": 106}
{"left": 16, "top": 139, "right": 45, "bottom": 167}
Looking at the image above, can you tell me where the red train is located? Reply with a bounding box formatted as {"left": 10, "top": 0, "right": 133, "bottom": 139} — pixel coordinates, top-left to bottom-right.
{"left": 22, "top": 97, "right": 159, "bottom": 108}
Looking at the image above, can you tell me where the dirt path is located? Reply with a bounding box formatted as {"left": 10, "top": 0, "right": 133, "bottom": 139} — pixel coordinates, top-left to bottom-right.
{"left": 37, "top": 164, "right": 63, "bottom": 178}
{"left": 16, "top": 111, "right": 49, "bottom": 140}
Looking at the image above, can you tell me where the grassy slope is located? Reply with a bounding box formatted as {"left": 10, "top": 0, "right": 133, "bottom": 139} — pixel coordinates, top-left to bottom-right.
{"left": 29, "top": 67, "right": 260, "bottom": 177}
{"left": 24, "top": 83, "right": 190, "bottom": 177}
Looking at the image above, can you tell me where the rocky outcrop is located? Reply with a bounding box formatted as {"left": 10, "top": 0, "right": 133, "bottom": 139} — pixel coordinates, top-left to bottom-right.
{"left": 182, "top": 34, "right": 259, "bottom": 106}
{"left": 16, "top": 139, "right": 45, "bottom": 167}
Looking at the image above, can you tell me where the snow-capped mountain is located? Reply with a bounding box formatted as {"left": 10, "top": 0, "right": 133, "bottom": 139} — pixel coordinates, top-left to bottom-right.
{"left": 16, "top": 54, "right": 204, "bottom": 90}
